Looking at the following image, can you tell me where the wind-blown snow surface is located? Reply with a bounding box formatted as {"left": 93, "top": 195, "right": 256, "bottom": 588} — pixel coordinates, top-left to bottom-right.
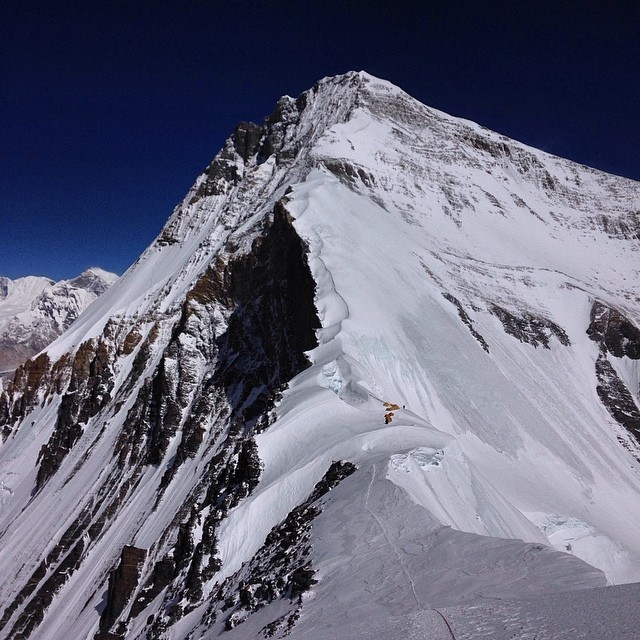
{"left": 1, "top": 72, "right": 640, "bottom": 639}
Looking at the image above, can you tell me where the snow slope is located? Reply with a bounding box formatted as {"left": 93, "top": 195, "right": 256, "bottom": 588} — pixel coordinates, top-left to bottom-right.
{"left": 0, "top": 72, "right": 639, "bottom": 639}
{"left": 281, "top": 582, "right": 640, "bottom": 640}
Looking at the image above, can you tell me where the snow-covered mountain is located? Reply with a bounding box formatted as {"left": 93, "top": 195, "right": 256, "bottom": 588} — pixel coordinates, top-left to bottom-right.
{"left": 1, "top": 71, "right": 639, "bottom": 639}
{"left": 0, "top": 268, "right": 118, "bottom": 376}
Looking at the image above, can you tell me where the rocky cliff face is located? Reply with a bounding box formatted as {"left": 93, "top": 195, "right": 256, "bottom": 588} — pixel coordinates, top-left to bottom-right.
{"left": 587, "top": 302, "right": 640, "bottom": 457}
{"left": 0, "top": 72, "right": 639, "bottom": 640}
{"left": 0, "top": 268, "right": 118, "bottom": 375}
{"left": 0, "top": 200, "right": 321, "bottom": 639}
{"left": 0, "top": 75, "right": 342, "bottom": 637}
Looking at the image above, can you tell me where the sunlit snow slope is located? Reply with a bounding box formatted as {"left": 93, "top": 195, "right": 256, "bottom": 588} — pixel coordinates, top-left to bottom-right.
{"left": 1, "top": 72, "right": 639, "bottom": 639}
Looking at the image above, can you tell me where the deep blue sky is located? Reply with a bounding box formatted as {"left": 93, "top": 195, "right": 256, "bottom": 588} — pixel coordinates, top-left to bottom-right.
{"left": 2, "top": 1, "right": 638, "bottom": 280}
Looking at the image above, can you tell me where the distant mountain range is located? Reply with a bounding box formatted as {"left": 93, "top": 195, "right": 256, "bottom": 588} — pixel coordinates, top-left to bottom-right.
{"left": 0, "top": 72, "right": 639, "bottom": 639}
{"left": 0, "top": 268, "right": 118, "bottom": 375}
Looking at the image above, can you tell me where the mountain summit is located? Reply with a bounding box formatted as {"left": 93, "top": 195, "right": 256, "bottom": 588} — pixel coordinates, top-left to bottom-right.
{"left": 1, "top": 71, "right": 639, "bottom": 639}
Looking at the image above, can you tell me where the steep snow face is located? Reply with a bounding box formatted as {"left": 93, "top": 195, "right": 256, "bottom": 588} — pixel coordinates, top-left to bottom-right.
{"left": 0, "top": 268, "right": 118, "bottom": 374}
{"left": 0, "top": 72, "right": 639, "bottom": 640}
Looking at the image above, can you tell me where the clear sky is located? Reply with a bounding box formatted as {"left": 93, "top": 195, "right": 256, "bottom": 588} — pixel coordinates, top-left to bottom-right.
{"left": 2, "top": 1, "right": 638, "bottom": 280}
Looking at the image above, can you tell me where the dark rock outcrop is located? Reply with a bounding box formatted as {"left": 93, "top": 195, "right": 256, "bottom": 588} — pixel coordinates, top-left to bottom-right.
{"left": 35, "top": 338, "right": 114, "bottom": 490}
{"left": 587, "top": 210, "right": 640, "bottom": 241}
{"left": 594, "top": 354, "right": 640, "bottom": 449}
{"left": 233, "top": 121, "right": 263, "bottom": 162}
{"left": 443, "top": 293, "right": 489, "bottom": 352}
{"left": 217, "top": 461, "right": 357, "bottom": 634}
{"left": 587, "top": 302, "right": 640, "bottom": 359}
{"left": 113, "top": 202, "right": 321, "bottom": 636}
{"left": 587, "top": 303, "right": 640, "bottom": 452}
{"left": 0, "top": 353, "right": 52, "bottom": 438}
{"left": 190, "top": 98, "right": 301, "bottom": 204}
{"left": 464, "top": 132, "right": 559, "bottom": 192}
{"left": 491, "top": 304, "right": 570, "bottom": 349}
{"left": 129, "top": 559, "right": 175, "bottom": 620}
{"left": 324, "top": 159, "right": 376, "bottom": 189}
{"left": 100, "top": 546, "right": 147, "bottom": 633}
{"left": 214, "top": 201, "right": 320, "bottom": 425}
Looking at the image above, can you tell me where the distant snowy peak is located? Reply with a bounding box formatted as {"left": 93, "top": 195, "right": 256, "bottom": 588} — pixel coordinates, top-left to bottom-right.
{"left": 0, "top": 275, "right": 54, "bottom": 321}
{"left": 65, "top": 267, "right": 119, "bottom": 294}
{"left": 0, "top": 268, "right": 118, "bottom": 373}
